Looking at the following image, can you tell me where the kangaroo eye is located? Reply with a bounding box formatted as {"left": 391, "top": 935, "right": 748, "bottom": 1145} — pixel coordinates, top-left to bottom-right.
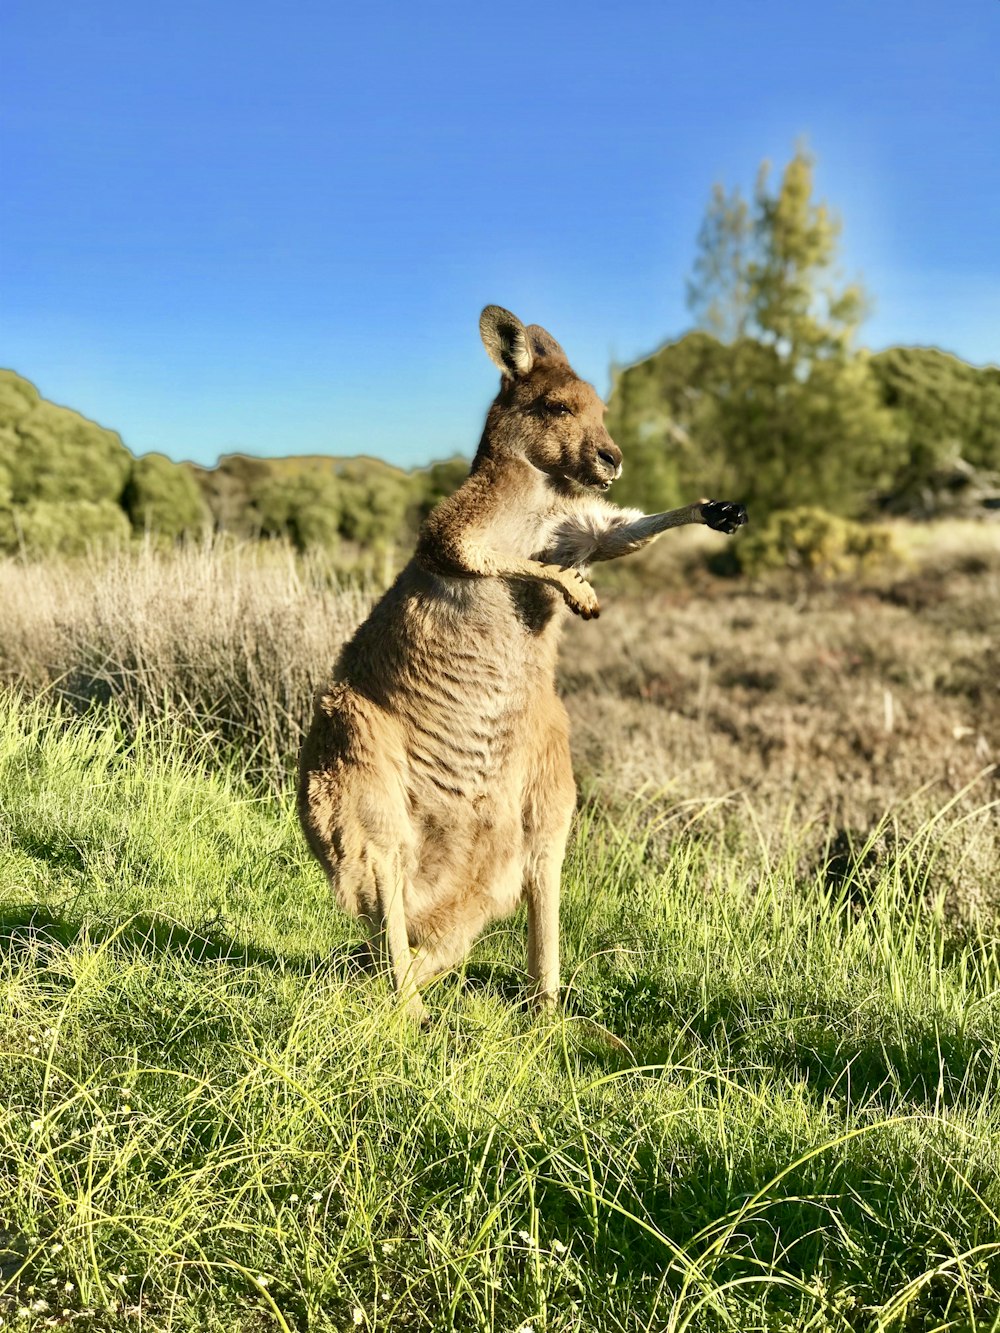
{"left": 543, "top": 400, "right": 573, "bottom": 417}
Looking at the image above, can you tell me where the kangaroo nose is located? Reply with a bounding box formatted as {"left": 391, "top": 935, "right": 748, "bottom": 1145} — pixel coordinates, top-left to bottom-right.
{"left": 597, "top": 447, "right": 619, "bottom": 470}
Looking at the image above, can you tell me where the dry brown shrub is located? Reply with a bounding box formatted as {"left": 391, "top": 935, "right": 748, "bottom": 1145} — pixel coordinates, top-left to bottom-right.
{"left": 562, "top": 528, "right": 1000, "bottom": 909}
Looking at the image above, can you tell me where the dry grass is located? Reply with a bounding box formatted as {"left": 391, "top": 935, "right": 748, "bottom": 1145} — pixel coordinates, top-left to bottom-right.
{"left": 565, "top": 520, "right": 1000, "bottom": 908}
{"left": 0, "top": 539, "right": 373, "bottom": 787}
{"left": 1, "top": 522, "right": 998, "bottom": 906}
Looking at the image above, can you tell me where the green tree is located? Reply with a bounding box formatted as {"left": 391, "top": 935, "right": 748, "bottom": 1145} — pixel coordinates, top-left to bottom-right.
{"left": 869, "top": 347, "right": 1000, "bottom": 509}
{"left": 409, "top": 456, "right": 469, "bottom": 525}
{"left": 0, "top": 371, "right": 132, "bottom": 507}
{"left": 684, "top": 146, "right": 902, "bottom": 517}
{"left": 607, "top": 331, "right": 729, "bottom": 513}
{"left": 337, "top": 473, "right": 410, "bottom": 546}
{"left": 123, "top": 454, "right": 210, "bottom": 540}
{"left": 686, "top": 183, "right": 752, "bottom": 342}
{"left": 251, "top": 472, "right": 342, "bottom": 552}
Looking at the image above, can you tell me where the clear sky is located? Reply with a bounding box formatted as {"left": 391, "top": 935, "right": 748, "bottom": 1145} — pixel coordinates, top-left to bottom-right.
{"left": 3, "top": 0, "right": 998, "bottom": 469}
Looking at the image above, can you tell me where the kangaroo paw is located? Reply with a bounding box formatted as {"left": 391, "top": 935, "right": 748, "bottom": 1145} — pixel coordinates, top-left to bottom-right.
{"left": 700, "top": 500, "right": 748, "bottom": 534}
{"left": 557, "top": 569, "right": 600, "bottom": 620}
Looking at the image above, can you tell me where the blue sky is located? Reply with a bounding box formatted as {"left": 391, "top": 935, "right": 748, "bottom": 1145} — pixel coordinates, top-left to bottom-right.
{"left": 4, "top": 0, "right": 998, "bottom": 469}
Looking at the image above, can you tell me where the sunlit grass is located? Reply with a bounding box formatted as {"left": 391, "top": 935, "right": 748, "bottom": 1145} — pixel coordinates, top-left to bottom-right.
{"left": 2, "top": 692, "right": 1000, "bottom": 1330}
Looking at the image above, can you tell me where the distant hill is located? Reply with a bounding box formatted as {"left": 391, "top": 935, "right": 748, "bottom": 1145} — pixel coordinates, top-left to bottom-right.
{"left": 0, "top": 369, "right": 467, "bottom": 555}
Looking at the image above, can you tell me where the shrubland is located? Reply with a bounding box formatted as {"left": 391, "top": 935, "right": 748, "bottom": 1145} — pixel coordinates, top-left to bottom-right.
{"left": 2, "top": 149, "right": 998, "bottom": 557}
{"left": 0, "top": 368, "right": 470, "bottom": 559}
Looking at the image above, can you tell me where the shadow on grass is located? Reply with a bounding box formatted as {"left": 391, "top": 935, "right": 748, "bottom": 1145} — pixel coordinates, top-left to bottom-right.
{"left": 0, "top": 902, "right": 367, "bottom": 980}
{"left": 405, "top": 1070, "right": 1000, "bottom": 1329}
{"left": 570, "top": 964, "right": 1000, "bottom": 1113}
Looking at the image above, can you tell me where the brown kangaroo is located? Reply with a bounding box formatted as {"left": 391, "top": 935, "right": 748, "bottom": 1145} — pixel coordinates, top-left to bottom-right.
{"left": 298, "top": 306, "right": 746, "bottom": 1021}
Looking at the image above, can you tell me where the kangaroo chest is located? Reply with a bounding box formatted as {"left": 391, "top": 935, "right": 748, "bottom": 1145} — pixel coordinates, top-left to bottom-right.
{"left": 339, "top": 570, "right": 562, "bottom": 805}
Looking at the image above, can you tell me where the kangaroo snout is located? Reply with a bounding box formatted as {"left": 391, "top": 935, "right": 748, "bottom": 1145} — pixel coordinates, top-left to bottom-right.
{"left": 594, "top": 441, "right": 622, "bottom": 487}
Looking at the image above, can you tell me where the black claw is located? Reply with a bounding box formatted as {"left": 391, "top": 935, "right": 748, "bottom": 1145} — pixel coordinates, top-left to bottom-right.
{"left": 701, "top": 500, "right": 748, "bottom": 534}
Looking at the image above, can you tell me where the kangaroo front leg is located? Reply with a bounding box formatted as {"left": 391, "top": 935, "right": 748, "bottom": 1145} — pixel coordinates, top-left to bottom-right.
{"left": 590, "top": 499, "right": 747, "bottom": 562}
{"left": 464, "top": 547, "right": 601, "bottom": 620}
{"left": 418, "top": 534, "right": 601, "bottom": 619}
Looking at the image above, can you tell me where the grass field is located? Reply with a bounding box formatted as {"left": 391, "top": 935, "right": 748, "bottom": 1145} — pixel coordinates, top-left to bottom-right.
{"left": 2, "top": 527, "right": 1000, "bottom": 1330}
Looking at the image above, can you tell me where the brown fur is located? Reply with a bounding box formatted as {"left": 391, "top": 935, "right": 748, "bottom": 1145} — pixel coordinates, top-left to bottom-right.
{"left": 297, "top": 306, "right": 744, "bottom": 1020}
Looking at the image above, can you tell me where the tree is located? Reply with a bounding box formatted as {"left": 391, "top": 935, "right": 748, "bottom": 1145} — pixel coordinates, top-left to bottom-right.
{"left": 409, "top": 456, "right": 469, "bottom": 525}
{"left": 123, "top": 453, "right": 210, "bottom": 540}
{"left": 606, "top": 331, "right": 730, "bottom": 513}
{"left": 251, "top": 472, "right": 342, "bottom": 552}
{"left": 683, "top": 146, "right": 903, "bottom": 517}
{"left": 686, "top": 183, "right": 752, "bottom": 343}
{"left": 0, "top": 371, "right": 132, "bottom": 507}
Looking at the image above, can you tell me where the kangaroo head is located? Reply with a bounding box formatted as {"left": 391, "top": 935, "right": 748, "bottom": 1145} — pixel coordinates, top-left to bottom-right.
{"left": 479, "top": 305, "right": 622, "bottom": 492}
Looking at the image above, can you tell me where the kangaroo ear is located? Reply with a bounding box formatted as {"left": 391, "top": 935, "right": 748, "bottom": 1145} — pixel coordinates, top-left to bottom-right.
{"left": 479, "top": 306, "right": 534, "bottom": 378}
{"left": 526, "top": 324, "right": 568, "bottom": 364}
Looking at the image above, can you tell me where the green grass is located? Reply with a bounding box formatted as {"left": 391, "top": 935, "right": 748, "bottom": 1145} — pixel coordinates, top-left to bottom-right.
{"left": 2, "top": 692, "right": 1000, "bottom": 1331}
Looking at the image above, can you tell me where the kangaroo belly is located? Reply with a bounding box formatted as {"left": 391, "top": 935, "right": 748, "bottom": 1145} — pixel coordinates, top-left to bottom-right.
{"left": 329, "top": 565, "right": 562, "bottom": 930}
{"left": 392, "top": 612, "right": 538, "bottom": 925}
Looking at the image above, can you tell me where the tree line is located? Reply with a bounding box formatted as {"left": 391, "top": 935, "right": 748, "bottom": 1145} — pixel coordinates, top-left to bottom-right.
{"left": 2, "top": 145, "right": 997, "bottom": 559}
{"left": 0, "top": 368, "right": 467, "bottom": 557}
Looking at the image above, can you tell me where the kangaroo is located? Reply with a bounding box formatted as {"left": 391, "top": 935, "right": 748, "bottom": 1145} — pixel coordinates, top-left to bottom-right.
{"left": 298, "top": 306, "right": 746, "bottom": 1021}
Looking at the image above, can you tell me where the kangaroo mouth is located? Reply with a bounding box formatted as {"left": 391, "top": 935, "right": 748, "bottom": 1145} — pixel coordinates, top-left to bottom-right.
{"left": 590, "top": 451, "right": 621, "bottom": 491}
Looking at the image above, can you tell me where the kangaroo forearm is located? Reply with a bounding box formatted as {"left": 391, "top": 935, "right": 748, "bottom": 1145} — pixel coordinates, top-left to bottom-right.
{"left": 419, "top": 533, "right": 564, "bottom": 588}
{"left": 419, "top": 533, "right": 600, "bottom": 618}
{"left": 590, "top": 503, "right": 705, "bottom": 562}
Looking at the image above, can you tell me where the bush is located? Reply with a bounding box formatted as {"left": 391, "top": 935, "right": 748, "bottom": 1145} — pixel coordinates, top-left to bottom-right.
{"left": 409, "top": 456, "right": 469, "bottom": 525}
{"left": 250, "top": 472, "right": 342, "bottom": 552}
{"left": 337, "top": 473, "right": 410, "bottom": 546}
{"left": 736, "top": 506, "right": 899, "bottom": 579}
{"left": 0, "top": 498, "right": 131, "bottom": 557}
{"left": 123, "top": 453, "right": 210, "bottom": 539}
{"left": 0, "top": 371, "right": 132, "bottom": 506}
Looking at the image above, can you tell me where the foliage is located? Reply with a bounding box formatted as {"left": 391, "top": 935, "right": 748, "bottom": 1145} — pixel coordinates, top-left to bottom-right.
{"left": 0, "top": 369, "right": 132, "bottom": 507}
{"left": 0, "top": 498, "right": 131, "bottom": 557}
{"left": 123, "top": 453, "right": 210, "bottom": 540}
{"left": 685, "top": 181, "right": 753, "bottom": 342}
{"left": 190, "top": 454, "right": 453, "bottom": 552}
{"left": 611, "top": 146, "right": 905, "bottom": 519}
{"left": 607, "top": 331, "right": 723, "bottom": 513}
{"left": 409, "top": 454, "right": 470, "bottom": 525}
{"left": 249, "top": 471, "right": 343, "bottom": 551}
{"left": 869, "top": 346, "right": 1000, "bottom": 512}
{"left": 190, "top": 454, "right": 273, "bottom": 536}
{"left": 0, "top": 372, "right": 469, "bottom": 555}
{"left": 736, "top": 505, "right": 899, "bottom": 579}
{"left": 335, "top": 469, "right": 410, "bottom": 547}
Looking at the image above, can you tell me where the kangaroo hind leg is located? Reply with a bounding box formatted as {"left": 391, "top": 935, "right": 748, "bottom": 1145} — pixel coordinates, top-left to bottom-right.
{"left": 523, "top": 723, "right": 576, "bottom": 1011}
{"left": 367, "top": 852, "right": 427, "bottom": 1025}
